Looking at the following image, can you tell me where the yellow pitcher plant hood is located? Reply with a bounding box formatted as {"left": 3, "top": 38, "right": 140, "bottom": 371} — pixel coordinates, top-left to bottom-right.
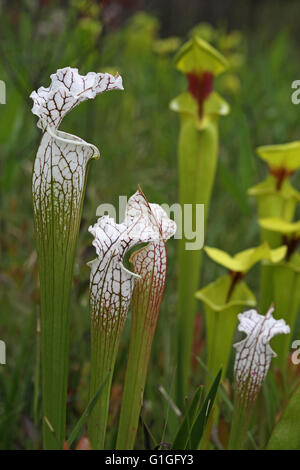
{"left": 174, "top": 36, "right": 228, "bottom": 76}
{"left": 204, "top": 242, "right": 287, "bottom": 273}
{"left": 257, "top": 141, "right": 300, "bottom": 172}
{"left": 259, "top": 217, "right": 300, "bottom": 236}
{"left": 248, "top": 174, "right": 300, "bottom": 200}
{"left": 170, "top": 36, "right": 230, "bottom": 120}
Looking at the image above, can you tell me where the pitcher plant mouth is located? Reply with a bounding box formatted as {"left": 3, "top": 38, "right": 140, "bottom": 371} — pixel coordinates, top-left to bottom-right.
{"left": 45, "top": 126, "right": 100, "bottom": 158}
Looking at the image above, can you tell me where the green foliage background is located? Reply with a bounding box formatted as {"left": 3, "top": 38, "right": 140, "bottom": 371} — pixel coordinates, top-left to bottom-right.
{"left": 1, "top": 0, "right": 300, "bottom": 449}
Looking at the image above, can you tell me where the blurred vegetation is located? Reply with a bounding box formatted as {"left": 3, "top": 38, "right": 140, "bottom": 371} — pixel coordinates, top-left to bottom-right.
{"left": 0, "top": 0, "right": 300, "bottom": 449}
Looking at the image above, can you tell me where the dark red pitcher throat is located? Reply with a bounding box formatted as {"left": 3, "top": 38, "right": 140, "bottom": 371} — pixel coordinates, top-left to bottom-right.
{"left": 187, "top": 71, "right": 214, "bottom": 118}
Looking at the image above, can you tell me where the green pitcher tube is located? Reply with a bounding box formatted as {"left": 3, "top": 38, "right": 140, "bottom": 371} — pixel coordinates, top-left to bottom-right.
{"left": 249, "top": 141, "right": 300, "bottom": 314}
{"left": 170, "top": 36, "right": 230, "bottom": 406}
{"left": 195, "top": 275, "right": 256, "bottom": 385}
{"left": 271, "top": 254, "right": 300, "bottom": 372}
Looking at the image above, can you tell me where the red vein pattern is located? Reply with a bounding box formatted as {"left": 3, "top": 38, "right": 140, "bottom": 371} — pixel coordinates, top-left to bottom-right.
{"left": 88, "top": 189, "right": 176, "bottom": 332}
{"left": 30, "top": 67, "right": 123, "bottom": 449}
{"left": 129, "top": 238, "right": 168, "bottom": 340}
{"left": 30, "top": 67, "right": 123, "bottom": 131}
{"left": 234, "top": 307, "right": 290, "bottom": 405}
{"left": 116, "top": 239, "right": 168, "bottom": 448}
{"left": 32, "top": 67, "right": 124, "bottom": 238}
{"left": 87, "top": 189, "right": 176, "bottom": 449}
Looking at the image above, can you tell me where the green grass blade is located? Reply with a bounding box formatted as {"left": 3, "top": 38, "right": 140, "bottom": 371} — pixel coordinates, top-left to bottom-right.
{"left": 189, "top": 368, "right": 222, "bottom": 449}
{"left": 140, "top": 415, "right": 158, "bottom": 450}
{"left": 172, "top": 384, "right": 203, "bottom": 449}
{"left": 67, "top": 373, "right": 109, "bottom": 449}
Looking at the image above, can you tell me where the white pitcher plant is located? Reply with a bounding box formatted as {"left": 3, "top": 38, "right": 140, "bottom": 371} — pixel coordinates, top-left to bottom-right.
{"left": 229, "top": 306, "right": 290, "bottom": 449}
{"left": 87, "top": 188, "right": 176, "bottom": 449}
{"left": 31, "top": 67, "right": 123, "bottom": 449}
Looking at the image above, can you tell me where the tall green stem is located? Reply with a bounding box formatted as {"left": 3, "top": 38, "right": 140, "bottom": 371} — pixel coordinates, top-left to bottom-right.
{"left": 170, "top": 36, "right": 229, "bottom": 407}
{"left": 228, "top": 398, "right": 250, "bottom": 450}
{"left": 117, "top": 241, "right": 168, "bottom": 449}
{"left": 177, "top": 117, "right": 219, "bottom": 406}
{"left": 116, "top": 310, "right": 153, "bottom": 449}
{"left": 87, "top": 189, "right": 175, "bottom": 450}
{"left": 88, "top": 317, "right": 123, "bottom": 449}
{"left": 34, "top": 147, "right": 96, "bottom": 449}
{"left": 31, "top": 67, "right": 123, "bottom": 448}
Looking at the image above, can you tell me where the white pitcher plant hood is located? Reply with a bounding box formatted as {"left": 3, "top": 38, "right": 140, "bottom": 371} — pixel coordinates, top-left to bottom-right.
{"left": 30, "top": 67, "right": 123, "bottom": 131}
{"left": 233, "top": 306, "right": 290, "bottom": 404}
{"left": 88, "top": 188, "right": 176, "bottom": 331}
{"left": 31, "top": 68, "right": 123, "bottom": 214}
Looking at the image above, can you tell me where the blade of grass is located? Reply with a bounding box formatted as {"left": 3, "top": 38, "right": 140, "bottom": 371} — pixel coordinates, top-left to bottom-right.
{"left": 67, "top": 373, "right": 109, "bottom": 449}
{"left": 172, "top": 384, "right": 203, "bottom": 449}
{"left": 140, "top": 415, "right": 158, "bottom": 450}
{"left": 198, "top": 406, "right": 214, "bottom": 450}
{"left": 189, "top": 369, "right": 222, "bottom": 449}
{"left": 196, "top": 355, "right": 258, "bottom": 449}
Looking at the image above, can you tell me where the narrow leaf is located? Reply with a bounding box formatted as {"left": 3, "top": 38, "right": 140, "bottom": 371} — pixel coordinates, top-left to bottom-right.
{"left": 189, "top": 369, "right": 222, "bottom": 449}
{"left": 67, "top": 373, "right": 109, "bottom": 449}
{"left": 172, "top": 385, "right": 203, "bottom": 449}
